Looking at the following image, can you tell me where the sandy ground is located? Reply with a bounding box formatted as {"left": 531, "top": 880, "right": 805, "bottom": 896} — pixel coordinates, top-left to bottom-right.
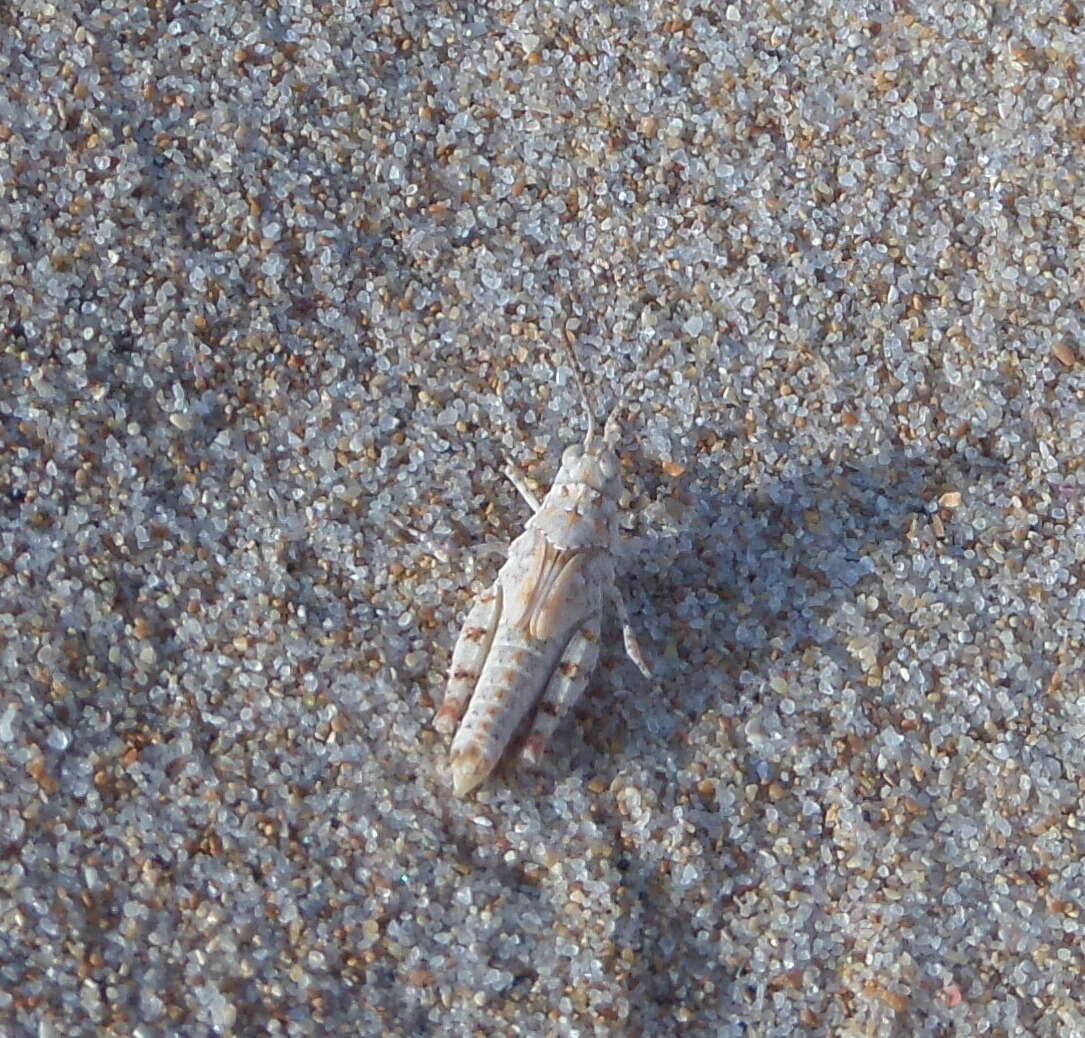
{"left": 2, "top": 2, "right": 1084, "bottom": 1035}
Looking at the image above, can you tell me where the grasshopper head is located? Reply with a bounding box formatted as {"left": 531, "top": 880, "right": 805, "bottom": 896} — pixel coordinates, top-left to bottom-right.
{"left": 557, "top": 437, "right": 621, "bottom": 497}
{"left": 557, "top": 335, "right": 662, "bottom": 498}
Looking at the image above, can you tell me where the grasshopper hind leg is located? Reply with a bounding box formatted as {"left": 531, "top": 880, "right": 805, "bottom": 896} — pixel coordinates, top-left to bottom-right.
{"left": 611, "top": 585, "right": 651, "bottom": 678}
{"left": 435, "top": 582, "right": 502, "bottom": 735}
{"left": 520, "top": 613, "right": 602, "bottom": 767}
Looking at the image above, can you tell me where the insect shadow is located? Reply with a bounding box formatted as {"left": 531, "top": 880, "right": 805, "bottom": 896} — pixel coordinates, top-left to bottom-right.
{"left": 518, "top": 445, "right": 952, "bottom": 789}
{"left": 544, "top": 442, "right": 1009, "bottom": 1027}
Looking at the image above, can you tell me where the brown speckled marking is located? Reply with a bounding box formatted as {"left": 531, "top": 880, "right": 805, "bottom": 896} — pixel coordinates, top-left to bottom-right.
{"left": 434, "top": 703, "right": 459, "bottom": 727}
{"left": 465, "top": 626, "right": 487, "bottom": 641}
{"left": 521, "top": 733, "right": 546, "bottom": 763}
{"left": 453, "top": 668, "right": 477, "bottom": 681}
{"left": 560, "top": 662, "right": 579, "bottom": 677}
{"left": 454, "top": 743, "right": 483, "bottom": 764}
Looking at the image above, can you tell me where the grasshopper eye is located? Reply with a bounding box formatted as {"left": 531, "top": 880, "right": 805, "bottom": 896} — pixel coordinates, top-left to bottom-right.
{"left": 561, "top": 444, "right": 583, "bottom": 466}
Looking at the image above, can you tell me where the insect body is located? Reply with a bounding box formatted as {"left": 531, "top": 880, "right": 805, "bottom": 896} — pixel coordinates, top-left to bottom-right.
{"left": 435, "top": 348, "right": 651, "bottom": 796}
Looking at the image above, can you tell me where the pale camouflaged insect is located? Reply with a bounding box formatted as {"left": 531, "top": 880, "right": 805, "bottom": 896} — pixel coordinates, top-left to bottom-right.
{"left": 434, "top": 343, "right": 653, "bottom": 796}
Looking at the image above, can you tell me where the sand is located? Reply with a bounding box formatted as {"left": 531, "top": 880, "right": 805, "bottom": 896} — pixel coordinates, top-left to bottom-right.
{"left": 1, "top": 2, "right": 1083, "bottom": 1035}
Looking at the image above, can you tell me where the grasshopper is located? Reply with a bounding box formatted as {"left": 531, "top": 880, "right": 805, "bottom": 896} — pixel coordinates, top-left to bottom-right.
{"left": 435, "top": 342, "right": 653, "bottom": 796}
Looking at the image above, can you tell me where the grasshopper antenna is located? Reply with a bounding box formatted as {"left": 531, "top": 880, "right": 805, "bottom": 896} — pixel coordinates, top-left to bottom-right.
{"left": 560, "top": 334, "right": 597, "bottom": 446}
{"left": 602, "top": 338, "right": 673, "bottom": 447}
